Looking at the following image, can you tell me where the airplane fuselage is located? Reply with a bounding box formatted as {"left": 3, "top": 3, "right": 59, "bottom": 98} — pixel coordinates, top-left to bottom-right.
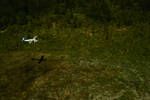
{"left": 22, "top": 36, "right": 38, "bottom": 44}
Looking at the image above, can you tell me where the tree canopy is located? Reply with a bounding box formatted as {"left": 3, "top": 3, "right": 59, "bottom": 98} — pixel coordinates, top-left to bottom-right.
{"left": 0, "top": 0, "right": 150, "bottom": 28}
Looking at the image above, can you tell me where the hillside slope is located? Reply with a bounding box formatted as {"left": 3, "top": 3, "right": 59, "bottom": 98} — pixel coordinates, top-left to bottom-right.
{"left": 0, "top": 21, "right": 150, "bottom": 99}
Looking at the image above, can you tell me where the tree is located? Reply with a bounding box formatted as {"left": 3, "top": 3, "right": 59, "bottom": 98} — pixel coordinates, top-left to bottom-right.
{"left": 86, "top": 0, "right": 113, "bottom": 40}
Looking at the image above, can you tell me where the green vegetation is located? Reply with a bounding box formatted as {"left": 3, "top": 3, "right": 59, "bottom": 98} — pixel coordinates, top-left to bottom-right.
{"left": 0, "top": 0, "right": 150, "bottom": 99}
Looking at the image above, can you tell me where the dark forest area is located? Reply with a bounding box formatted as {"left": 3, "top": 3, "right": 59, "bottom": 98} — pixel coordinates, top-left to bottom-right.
{"left": 0, "top": 0, "right": 150, "bottom": 28}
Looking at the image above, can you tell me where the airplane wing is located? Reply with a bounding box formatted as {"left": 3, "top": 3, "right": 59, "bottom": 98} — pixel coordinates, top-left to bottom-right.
{"left": 29, "top": 41, "right": 32, "bottom": 44}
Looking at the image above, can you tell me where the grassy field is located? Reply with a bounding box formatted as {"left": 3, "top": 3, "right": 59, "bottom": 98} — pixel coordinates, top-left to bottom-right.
{"left": 0, "top": 21, "right": 150, "bottom": 99}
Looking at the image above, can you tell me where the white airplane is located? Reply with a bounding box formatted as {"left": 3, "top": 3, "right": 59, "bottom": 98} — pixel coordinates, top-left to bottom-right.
{"left": 22, "top": 36, "right": 38, "bottom": 44}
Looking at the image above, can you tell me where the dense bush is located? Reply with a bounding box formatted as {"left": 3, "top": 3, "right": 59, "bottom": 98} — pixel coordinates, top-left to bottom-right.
{"left": 0, "top": 0, "right": 150, "bottom": 28}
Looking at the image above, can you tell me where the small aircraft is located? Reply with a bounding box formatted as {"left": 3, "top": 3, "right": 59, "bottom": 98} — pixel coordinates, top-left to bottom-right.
{"left": 22, "top": 36, "right": 38, "bottom": 44}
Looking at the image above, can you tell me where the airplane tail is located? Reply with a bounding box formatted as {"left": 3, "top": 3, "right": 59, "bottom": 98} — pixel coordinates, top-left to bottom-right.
{"left": 33, "top": 36, "right": 38, "bottom": 42}
{"left": 33, "top": 36, "right": 37, "bottom": 39}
